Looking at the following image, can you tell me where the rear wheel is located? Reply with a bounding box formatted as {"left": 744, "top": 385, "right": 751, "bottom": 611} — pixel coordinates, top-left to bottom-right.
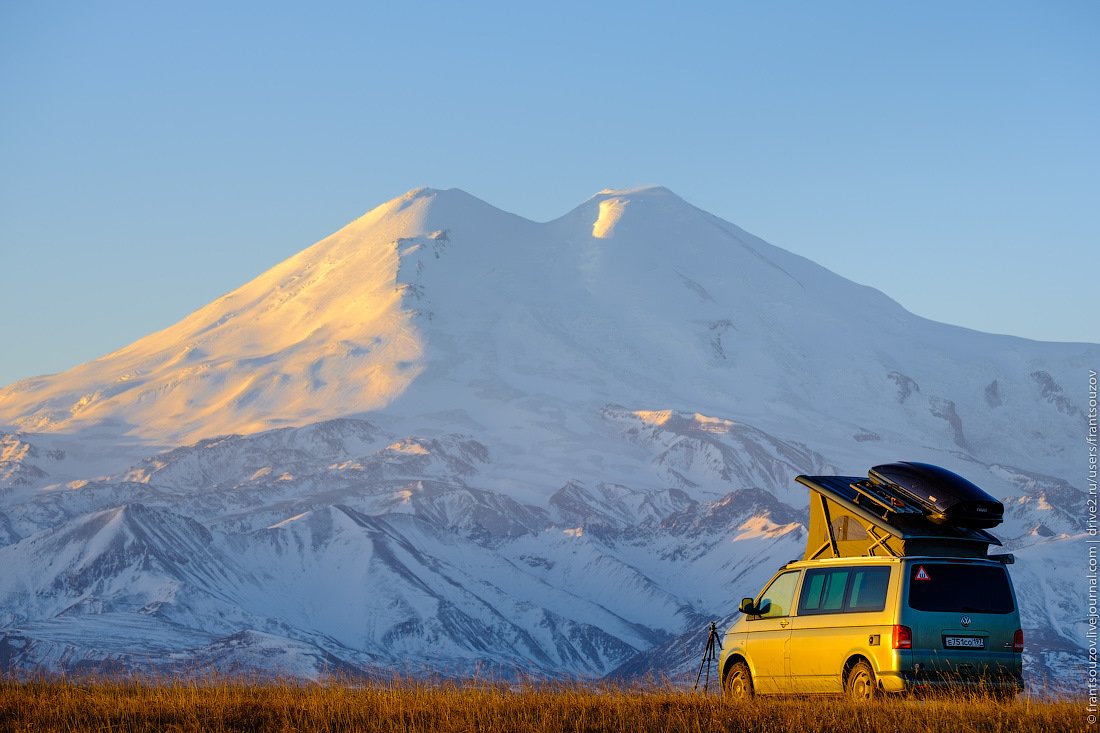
{"left": 724, "top": 660, "right": 754, "bottom": 699}
{"left": 845, "top": 660, "right": 877, "bottom": 701}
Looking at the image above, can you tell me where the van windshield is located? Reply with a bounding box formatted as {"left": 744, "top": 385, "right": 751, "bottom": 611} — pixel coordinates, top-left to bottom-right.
{"left": 907, "top": 563, "right": 1014, "bottom": 614}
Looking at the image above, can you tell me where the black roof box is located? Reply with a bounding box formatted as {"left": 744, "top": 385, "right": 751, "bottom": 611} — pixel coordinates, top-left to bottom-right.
{"left": 867, "top": 461, "right": 1003, "bottom": 529}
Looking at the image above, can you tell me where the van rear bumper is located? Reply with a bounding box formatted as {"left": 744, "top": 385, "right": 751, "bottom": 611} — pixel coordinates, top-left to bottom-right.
{"left": 879, "top": 670, "right": 1024, "bottom": 695}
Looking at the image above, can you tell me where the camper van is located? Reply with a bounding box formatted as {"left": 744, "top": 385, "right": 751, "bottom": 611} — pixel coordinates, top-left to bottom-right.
{"left": 718, "top": 462, "right": 1024, "bottom": 699}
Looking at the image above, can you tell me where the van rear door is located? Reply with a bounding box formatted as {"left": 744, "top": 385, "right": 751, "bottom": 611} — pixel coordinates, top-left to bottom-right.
{"left": 902, "top": 561, "right": 1021, "bottom": 681}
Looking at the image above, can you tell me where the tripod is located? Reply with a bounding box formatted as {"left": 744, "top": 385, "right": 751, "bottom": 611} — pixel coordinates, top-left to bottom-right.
{"left": 693, "top": 621, "right": 720, "bottom": 693}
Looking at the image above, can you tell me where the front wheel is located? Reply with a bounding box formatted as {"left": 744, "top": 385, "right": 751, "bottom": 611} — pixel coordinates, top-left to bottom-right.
{"left": 845, "top": 660, "right": 877, "bottom": 701}
{"left": 724, "top": 660, "right": 754, "bottom": 699}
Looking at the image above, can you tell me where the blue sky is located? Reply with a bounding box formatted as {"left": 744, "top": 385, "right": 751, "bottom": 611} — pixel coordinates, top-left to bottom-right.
{"left": 1, "top": 1, "right": 1096, "bottom": 386}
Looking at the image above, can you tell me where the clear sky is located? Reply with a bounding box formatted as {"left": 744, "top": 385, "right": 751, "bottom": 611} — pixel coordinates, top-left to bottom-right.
{"left": 1, "top": 1, "right": 1096, "bottom": 387}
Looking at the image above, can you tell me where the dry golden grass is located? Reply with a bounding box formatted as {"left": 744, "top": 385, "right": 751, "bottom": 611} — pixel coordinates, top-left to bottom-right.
{"left": 0, "top": 678, "right": 1085, "bottom": 733}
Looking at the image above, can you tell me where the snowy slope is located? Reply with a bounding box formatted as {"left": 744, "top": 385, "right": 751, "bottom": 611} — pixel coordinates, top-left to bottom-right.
{"left": 0, "top": 186, "right": 1094, "bottom": 687}
{"left": 0, "top": 186, "right": 1091, "bottom": 483}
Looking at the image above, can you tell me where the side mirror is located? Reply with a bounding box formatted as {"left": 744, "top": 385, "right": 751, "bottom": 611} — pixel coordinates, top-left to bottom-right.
{"left": 739, "top": 597, "right": 756, "bottom": 614}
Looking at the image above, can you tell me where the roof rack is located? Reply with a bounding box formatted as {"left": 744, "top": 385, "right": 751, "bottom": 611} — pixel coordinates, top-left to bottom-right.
{"left": 849, "top": 478, "right": 925, "bottom": 520}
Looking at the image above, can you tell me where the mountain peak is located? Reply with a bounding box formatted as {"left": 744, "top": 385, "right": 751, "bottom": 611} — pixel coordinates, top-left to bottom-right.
{"left": 0, "top": 184, "right": 1092, "bottom": 456}
{"left": 593, "top": 185, "right": 682, "bottom": 200}
{"left": 356, "top": 186, "right": 531, "bottom": 236}
{"left": 393, "top": 186, "right": 476, "bottom": 206}
{"left": 562, "top": 186, "right": 699, "bottom": 239}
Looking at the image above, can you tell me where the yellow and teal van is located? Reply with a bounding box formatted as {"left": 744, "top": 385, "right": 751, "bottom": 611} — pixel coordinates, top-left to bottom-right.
{"left": 719, "top": 463, "right": 1024, "bottom": 699}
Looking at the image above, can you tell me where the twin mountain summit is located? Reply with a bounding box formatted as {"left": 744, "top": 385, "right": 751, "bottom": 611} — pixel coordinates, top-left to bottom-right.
{"left": 0, "top": 186, "right": 1093, "bottom": 687}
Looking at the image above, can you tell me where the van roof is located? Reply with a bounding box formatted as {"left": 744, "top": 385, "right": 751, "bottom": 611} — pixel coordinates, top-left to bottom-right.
{"left": 782, "top": 555, "right": 1010, "bottom": 570}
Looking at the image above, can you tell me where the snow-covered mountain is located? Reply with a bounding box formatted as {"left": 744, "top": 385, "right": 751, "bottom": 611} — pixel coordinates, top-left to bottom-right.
{"left": 0, "top": 186, "right": 1094, "bottom": 689}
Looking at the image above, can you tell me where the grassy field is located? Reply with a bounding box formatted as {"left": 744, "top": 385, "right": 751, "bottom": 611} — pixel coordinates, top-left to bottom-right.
{"left": 0, "top": 678, "right": 1086, "bottom": 733}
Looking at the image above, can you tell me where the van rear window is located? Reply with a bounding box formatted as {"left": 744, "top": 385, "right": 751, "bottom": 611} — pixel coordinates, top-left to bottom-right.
{"left": 907, "top": 563, "right": 1014, "bottom": 614}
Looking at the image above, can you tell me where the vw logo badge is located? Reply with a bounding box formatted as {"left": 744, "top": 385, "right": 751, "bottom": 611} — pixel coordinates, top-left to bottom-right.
{"left": 960, "top": 615, "right": 972, "bottom": 627}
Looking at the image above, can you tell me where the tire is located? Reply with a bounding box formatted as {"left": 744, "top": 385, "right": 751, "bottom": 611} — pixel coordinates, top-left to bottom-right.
{"left": 845, "top": 660, "right": 877, "bottom": 701}
{"left": 724, "top": 660, "right": 754, "bottom": 699}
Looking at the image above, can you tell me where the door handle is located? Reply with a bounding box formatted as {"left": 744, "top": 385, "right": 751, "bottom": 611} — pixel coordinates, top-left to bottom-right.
{"left": 779, "top": 620, "right": 789, "bottom": 627}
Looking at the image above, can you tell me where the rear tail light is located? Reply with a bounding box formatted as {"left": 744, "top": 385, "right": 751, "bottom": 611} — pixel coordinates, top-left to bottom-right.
{"left": 892, "top": 625, "right": 912, "bottom": 650}
{"left": 1013, "top": 629, "right": 1024, "bottom": 653}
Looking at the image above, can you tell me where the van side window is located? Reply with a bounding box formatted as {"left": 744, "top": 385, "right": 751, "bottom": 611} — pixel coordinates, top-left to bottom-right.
{"left": 848, "top": 567, "right": 891, "bottom": 611}
{"left": 798, "top": 566, "right": 891, "bottom": 615}
{"left": 755, "top": 570, "right": 800, "bottom": 619}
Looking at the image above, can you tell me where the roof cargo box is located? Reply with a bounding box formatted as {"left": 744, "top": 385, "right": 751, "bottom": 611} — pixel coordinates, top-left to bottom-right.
{"left": 868, "top": 461, "right": 1004, "bottom": 529}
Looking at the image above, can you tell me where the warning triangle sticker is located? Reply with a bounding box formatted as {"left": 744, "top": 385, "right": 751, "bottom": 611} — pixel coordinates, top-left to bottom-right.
{"left": 915, "top": 566, "right": 931, "bottom": 581}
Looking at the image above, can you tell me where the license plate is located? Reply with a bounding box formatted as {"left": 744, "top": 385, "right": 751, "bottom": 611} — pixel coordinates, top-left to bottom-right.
{"left": 944, "top": 636, "right": 985, "bottom": 649}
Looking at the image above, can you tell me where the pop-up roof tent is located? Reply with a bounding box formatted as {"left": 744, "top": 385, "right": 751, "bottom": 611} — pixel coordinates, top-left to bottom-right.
{"left": 797, "top": 462, "right": 1006, "bottom": 561}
